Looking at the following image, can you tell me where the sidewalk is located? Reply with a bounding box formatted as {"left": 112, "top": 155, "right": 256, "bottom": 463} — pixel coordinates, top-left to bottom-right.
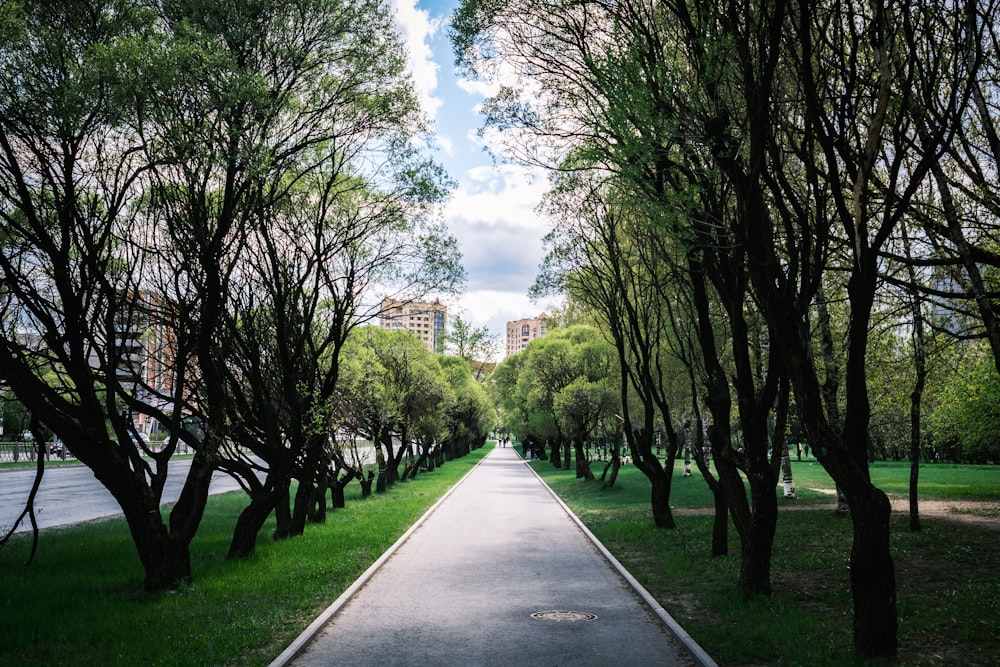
{"left": 271, "top": 446, "right": 715, "bottom": 667}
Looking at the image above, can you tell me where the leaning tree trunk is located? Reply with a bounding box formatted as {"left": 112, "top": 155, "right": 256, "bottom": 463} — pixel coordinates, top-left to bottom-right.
{"left": 81, "top": 440, "right": 196, "bottom": 591}
{"left": 228, "top": 488, "right": 281, "bottom": 558}
{"left": 290, "top": 436, "right": 324, "bottom": 536}
{"left": 113, "top": 484, "right": 192, "bottom": 591}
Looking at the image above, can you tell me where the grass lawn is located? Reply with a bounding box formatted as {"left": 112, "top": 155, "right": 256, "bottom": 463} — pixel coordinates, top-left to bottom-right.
{"left": 533, "top": 456, "right": 1000, "bottom": 666}
{"left": 0, "top": 445, "right": 491, "bottom": 666}
{"left": 2, "top": 446, "right": 996, "bottom": 666}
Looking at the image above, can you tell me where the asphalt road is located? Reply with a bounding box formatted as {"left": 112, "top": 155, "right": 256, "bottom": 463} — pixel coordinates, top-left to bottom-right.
{"left": 0, "top": 459, "right": 245, "bottom": 534}
{"left": 277, "top": 446, "right": 711, "bottom": 667}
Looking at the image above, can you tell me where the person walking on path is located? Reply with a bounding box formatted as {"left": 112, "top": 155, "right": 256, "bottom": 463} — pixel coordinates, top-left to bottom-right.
{"left": 273, "top": 446, "right": 712, "bottom": 667}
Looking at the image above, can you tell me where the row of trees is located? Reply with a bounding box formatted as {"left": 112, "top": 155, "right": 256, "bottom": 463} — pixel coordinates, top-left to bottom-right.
{"left": 0, "top": 0, "right": 470, "bottom": 591}
{"left": 493, "top": 326, "right": 621, "bottom": 479}
{"left": 453, "top": 0, "right": 1000, "bottom": 658}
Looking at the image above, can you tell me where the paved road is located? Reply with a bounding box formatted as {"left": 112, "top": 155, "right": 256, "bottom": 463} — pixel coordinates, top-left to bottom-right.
{"left": 0, "top": 459, "right": 245, "bottom": 534}
{"left": 274, "top": 446, "right": 713, "bottom": 667}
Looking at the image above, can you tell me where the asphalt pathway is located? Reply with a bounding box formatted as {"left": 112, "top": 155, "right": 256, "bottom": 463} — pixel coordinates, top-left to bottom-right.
{"left": 273, "top": 446, "right": 714, "bottom": 667}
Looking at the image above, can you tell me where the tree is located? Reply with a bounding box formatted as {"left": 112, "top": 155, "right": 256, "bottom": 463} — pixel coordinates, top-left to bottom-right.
{"left": 446, "top": 314, "right": 500, "bottom": 381}
{"left": 536, "top": 174, "right": 691, "bottom": 528}
{"left": 437, "top": 355, "right": 495, "bottom": 462}
{"left": 128, "top": 0, "right": 461, "bottom": 555}
{"left": 553, "top": 377, "right": 618, "bottom": 480}
{"left": 454, "top": 0, "right": 989, "bottom": 656}
{"left": 0, "top": 0, "right": 208, "bottom": 591}
{"left": 456, "top": 0, "right": 785, "bottom": 593}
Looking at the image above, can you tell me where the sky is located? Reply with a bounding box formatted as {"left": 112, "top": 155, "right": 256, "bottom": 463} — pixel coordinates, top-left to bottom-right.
{"left": 391, "top": 0, "right": 558, "bottom": 354}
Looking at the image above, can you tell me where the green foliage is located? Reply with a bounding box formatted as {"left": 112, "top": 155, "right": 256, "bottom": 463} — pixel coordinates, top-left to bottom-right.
{"left": 492, "top": 325, "right": 619, "bottom": 448}
{"left": 927, "top": 344, "right": 1000, "bottom": 462}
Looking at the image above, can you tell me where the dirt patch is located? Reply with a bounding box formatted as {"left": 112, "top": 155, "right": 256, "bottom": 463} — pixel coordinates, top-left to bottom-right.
{"left": 673, "top": 495, "right": 1000, "bottom": 531}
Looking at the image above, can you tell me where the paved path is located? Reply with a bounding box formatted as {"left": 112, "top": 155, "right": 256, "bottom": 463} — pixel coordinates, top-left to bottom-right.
{"left": 273, "top": 446, "right": 714, "bottom": 667}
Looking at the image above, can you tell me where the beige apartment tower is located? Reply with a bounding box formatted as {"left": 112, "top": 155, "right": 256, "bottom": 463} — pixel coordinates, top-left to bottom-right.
{"left": 506, "top": 313, "right": 548, "bottom": 356}
{"left": 379, "top": 298, "right": 447, "bottom": 354}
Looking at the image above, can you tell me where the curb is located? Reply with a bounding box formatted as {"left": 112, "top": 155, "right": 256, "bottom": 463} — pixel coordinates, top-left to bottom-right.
{"left": 522, "top": 460, "right": 718, "bottom": 667}
{"left": 268, "top": 449, "right": 494, "bottom": 667}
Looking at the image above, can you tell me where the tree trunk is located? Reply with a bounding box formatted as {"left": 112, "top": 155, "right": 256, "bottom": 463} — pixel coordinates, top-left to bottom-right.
{"left": 780, "top": 449, "right": 795, "bottom": 498}
{"left": 847, "top": 484, "right": 898, "bottom": 657}
{"left": 288, "top": 433, "right": 329, "bottom": 536}
{"left": 573, "top": 440, "right": 594, "bottom": 480}
{"left": 136, "top": 524, "right": 192, "bottom": 592}
{"left": 534, "top": 439, "right": 547, "bottom": 461}
{"left": 79, "top": 439, "right": 195, "bottom": 591}
{"left": 902, "top": 225, "right": 925, "bottom": 532}
{"left": 691, "top": 426, "right": 728, "bottom": 557}
{"left": 228, "top": 489, "right": 280, "bottom": 558}
{"left": 360, "top": 471, "right": 374, "bottom": 497}
{"left": 649, "top": 472, "right": 676, "bottom": 529}
{"left": 740, "top": 468, "right": 778, "bottom": 595}
{"left": 332, "top": 481, "right": 346, "bottom": 508}
{"left": 549, "top": 440, "right": 561, "bottom": 467}
{"left": 169, "top": 450, "right": 215, "bottom": 540}
{"left": 111, "top": 488, "right": 192, "bottom": 591}
{"left": 273, "top": 490, "right": 292, "bottom": 539}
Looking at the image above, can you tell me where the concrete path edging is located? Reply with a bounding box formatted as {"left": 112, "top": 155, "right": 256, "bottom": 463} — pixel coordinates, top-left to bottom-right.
{"left": 268, "top": 452, "right": 492, "bottom": 667}
{"left": 522, "top": 459, "right": 718, "bottom": 667}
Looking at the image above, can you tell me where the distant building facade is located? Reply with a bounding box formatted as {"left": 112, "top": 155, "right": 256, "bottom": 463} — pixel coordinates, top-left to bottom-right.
{"left": 506, "top": 313, "right": 548, "bottom": 356}
{"left": 379, "top": 298, "right": 447, "bottom": 354}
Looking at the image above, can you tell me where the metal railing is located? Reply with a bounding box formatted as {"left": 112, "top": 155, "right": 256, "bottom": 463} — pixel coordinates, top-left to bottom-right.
{"left": 0, "top": 442, "right": 74, "bottom": 463}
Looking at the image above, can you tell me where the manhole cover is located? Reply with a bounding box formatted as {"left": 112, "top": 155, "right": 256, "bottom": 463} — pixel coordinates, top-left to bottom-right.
{"left": 530, "top": 611, "right": 598, "bottom": 622}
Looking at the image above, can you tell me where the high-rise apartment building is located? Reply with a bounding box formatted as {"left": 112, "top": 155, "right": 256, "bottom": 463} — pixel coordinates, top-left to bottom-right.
{"left": 379, "top": 298, "right": 447, "bottom": 354}
{"left": 505, "top": 313, "right": 548, "bottom": 356}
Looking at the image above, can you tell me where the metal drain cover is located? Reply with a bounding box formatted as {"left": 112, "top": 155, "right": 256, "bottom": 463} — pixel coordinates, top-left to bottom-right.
{"left": 530, "top": 610, "right": 598, "bottom": 622}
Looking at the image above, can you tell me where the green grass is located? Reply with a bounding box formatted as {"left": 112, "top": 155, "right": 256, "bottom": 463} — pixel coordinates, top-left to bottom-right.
{"left": 788, "top": 458, "right": 1000, "bottom": 501}
{"left": 534, "top": 458, "right": 1000, "bottom": 666}
{"left": 2, "top": 447, "right": 996, "bottom": 666}
{"left": 0, "top": 445, "right": 491, "bottom": 666}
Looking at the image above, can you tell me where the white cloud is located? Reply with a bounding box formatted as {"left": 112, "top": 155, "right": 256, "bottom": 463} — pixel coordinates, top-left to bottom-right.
{"left": 454, "top": 289, "right": 547, "bottom": 343}
{"left": 436, "top": 133, "right": 454, "bottom": 157}
{"left": 447, "top": 163, "right": 549, "bottom": 229}
{"left": 442, "top": 161, "right": 555, "bottom": 344}
{"left": 392, "top": 0, "right": 444, "bottom": 122}
{"left": 455, "top": 76, "right": 498, "bottom": 99}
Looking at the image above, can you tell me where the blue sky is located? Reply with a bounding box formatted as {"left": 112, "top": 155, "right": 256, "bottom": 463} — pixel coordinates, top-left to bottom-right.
{"left": 392, "top": 0, "right": 555, "bottom": 352}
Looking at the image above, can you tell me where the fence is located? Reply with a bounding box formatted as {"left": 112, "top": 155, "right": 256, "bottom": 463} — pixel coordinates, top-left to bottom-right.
{"left": 0, "top": 441, "right": 74, "bottom": 463}
{"left": 2, "top": 438, "right": 381, "bottom": 464}
{"left": 0, "top": 440, "right": 194, "bottom": 463}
